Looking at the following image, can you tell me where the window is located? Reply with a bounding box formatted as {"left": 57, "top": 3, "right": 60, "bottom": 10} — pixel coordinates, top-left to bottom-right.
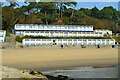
{"left": 110, "top": 40, "right": 114, "bottom": 41}
{"left": 60, "top": 32, "right": 63, "bottom": 34}
{"left": 63, "top": 39, "right": 67, "bottom": 41}
{"left": 26, "top": 26, "right": 29, "bottom": 28}
{"left": 25, "top": 39, "right": 29, "bottom": 41}
{"left": 46, "top": 32, "right": 49, "bottom": 33}
{"left": 74, "top": 39, "right": 77, "bottom": 41}
{"left": 57, "top": 27, "right": 60, "bottom": 29}
{"left": 68, "top": 39, "right": 72, "bottom": 41}
{"left": 91, "top": 32, "right": 93, "bottom": 34}
{"left": 16, "top": 26, "right": 20, "bottom": 28}
{"left": 35, "top": 26, "right": 38, "bottom": 28}
{"left": 97, "top": 39, "right": 100, "bottom": 41}
{"left": 30, "top": 26, "right": 32, "bottom": 28}
{"left": 44, "top": 26, "right": 47, "bottom": 29}
{"left": 64, "top": 32, "right": 68, "bottom": 34}
{"left": 102, "top": 39, "right": 105, "bottom": 41}
{"left": 40, "top": 31, "right": 44, "bottom": 34}
{"left": 31, "top": 31, "right": 34, "bottom": 33}
{"left": 95, "top": 32, "right": 98, "bottom": 34}
{"left": 47, "top": 39, "right": 51, "bottom": 41}
{"left": 58, "top": 39, "right": 62, "bottom": 41}
{"left": 82, "top": 32, "right": 85, "bottom": 34}
{"left": 38, "top": 26, "right": 42, "bottom": 29}
{"left": 74, "top": 32, "right": 77, "bottom": 34}
{"left": 25, "top": 31, "right": 29, "bottom": 33}
{"left": 21, "top": 26, "right": 24, "bottom": 28}
{"left": 32, "top": 26, "right": 35, "bottom": 28}
{"left": 78, "top": 39, "right": 82, "bottom": 41}
{"left": 42, "top": 39, "right": 46, "bottom": 41}
{"left": 31, "top": 39, "right": 35, "bottom": 41}
{"left": 36, "top": 31, "right": 39, "bottom": 33}
{"left": 36, "top": 39, "right": 40, "bottom": 41}
{"left": 70, "top": 27, "right": 73, "bottom": 29}
{"left": 41, "top": 26, "right": 44, "bottom": 29}
{"left": 88, "top": 39, "right": 91, "bottom": 41}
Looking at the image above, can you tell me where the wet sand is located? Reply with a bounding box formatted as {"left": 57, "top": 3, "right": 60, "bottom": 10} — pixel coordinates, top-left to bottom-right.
{"left": 2, "top": 48, "right": 118, "bottom": 71}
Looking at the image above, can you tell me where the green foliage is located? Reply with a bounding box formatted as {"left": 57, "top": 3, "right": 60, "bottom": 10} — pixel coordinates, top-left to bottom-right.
{"left": 6, "top": 32, "right": 12, "bottom": 36}
{"left": 114, "top": 36, "right": 120, "bottom": 41}
{"left": 15, "top": 35, "right": 31, "bottom": 42}
{"left": 2, "top": 2, "right": 120, "bottom": 33}
{"left": 15, "top": 36, "right": 23, "bottom": 42}
{"left": 91, "top": 6, "right": 99, "bottom": 18}
{"left": 99, "top": 6, "right": 118, "bottom": 21}
{"left": 62, "top": 17, "right": 70, "bottom": 24}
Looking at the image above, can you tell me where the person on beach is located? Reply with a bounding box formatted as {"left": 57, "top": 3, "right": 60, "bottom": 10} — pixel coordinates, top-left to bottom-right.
{"left": 61, "top": 45, "right": 63, "bottom": 49}
{"left": 97, "top": 45, "right": 100, "bottom": 48}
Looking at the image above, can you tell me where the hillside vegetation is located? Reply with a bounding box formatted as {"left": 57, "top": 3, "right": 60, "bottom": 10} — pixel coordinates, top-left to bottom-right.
{"left": 2, "top": 2, "right": 120, "bottom": 33}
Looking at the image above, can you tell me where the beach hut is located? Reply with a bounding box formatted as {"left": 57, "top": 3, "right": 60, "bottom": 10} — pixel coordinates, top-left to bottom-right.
{"left": 0, "top": 30, "right": 6, "bottom": 42}
{"left": 23, "top": 39, "right": 115, "bottom": 46}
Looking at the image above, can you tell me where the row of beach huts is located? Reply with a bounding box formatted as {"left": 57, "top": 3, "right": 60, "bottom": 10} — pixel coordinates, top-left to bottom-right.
{"left": 0, "top": 24, "right": 118, "bottom": 46}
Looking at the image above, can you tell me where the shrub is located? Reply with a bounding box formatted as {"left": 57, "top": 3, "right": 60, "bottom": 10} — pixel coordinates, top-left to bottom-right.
{"left": 15, "top": 35, "right": 31, "bottom": 43}
{"left": 15, "top": 36, "right": 23, "bottom": 42}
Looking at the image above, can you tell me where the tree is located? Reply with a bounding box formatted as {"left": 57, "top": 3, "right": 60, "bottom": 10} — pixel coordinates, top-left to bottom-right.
{"left": 2, "top": 6, "right": 15, "bottom": 30}
{"left": 63, "top": 8, "right": 75, "bottom": 17}
{"left": 99, "top": 6, "right": 118, "bottom": 21}
{"left": 79, "top": 8, "right": 91, "bottom": 16}
{"left": 36, "top": 2, "right": 56, "bottom": 24}
{"left": 2, "top": 2, "right": 119, "bottom": 33}
{"left": 5, "top": 0, "right": 19, "bottom": 7}
{"left": 56, "top": 1, "right": 77, "bottom": 18}
{"left": 69, "top": 11, "right": 86, "bottom": 24}
{"left": 24, "top": 14, "right": 37, "bottom": 24}
{"left": 64, "top": 2, "right": 77, "bottom": 17}
{"left": 91, "top": 6, "right": 99, "bottom": 18}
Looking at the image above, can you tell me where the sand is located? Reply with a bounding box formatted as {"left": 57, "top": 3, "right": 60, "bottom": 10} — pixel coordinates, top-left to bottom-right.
{"left": 2, "top": 48, "right": 118, "bottom": 71}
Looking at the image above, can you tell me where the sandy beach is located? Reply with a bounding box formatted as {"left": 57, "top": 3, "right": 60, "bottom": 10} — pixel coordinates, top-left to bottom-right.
{"left": 2, "top": 48, "right": 118, "bottom": 71}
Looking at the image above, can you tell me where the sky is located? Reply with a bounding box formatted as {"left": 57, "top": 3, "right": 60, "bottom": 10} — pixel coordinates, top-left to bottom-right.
{"left": 76, "top": 2, "right": 118, "bottom": 10}
{"left": 2, "top": 1, "right": 119, "bottom": 10}
{"left": 1, "top": 0, "right": 120, "bottom": 2}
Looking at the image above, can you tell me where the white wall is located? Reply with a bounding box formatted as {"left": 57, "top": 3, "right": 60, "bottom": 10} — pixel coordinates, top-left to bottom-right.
{"left": 23, "top": 39, "right": 115, "bottom": 45}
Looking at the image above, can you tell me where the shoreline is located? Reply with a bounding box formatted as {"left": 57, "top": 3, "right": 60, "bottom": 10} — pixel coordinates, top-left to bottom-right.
{"left": 3, "top": 59, "right": 118, "bottom": 71}
{"left": 2, "top": 64, "right": 118, "bottom": 78}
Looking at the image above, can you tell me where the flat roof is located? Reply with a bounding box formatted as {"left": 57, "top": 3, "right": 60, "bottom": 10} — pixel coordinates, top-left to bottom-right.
{"left": 15, "top": 24, "right": 93, "bottom": 27}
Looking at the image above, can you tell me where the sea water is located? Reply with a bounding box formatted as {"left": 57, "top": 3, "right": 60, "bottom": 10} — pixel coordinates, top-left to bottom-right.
{"left": 42, "top": 65, "right": 118, "bottom": 78}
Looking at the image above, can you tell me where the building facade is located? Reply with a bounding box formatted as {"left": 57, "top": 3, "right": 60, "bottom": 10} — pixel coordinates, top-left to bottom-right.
{"left": 14, "top": 24, "right": 112, "bottom": 37}
{"left": 14, "top": 24, "right": 115, "bottom": 45}
{"left": 22, "top": 39, "right": 115, "bottom": 45}
{"left": 14, "top": 24, "right": 93, "bottom": 31}
{"left": 0, "top": 30, "right": 6, "bottom": 42}
{"left": 94, "top": 29, "right": 112, "bottom": 35}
